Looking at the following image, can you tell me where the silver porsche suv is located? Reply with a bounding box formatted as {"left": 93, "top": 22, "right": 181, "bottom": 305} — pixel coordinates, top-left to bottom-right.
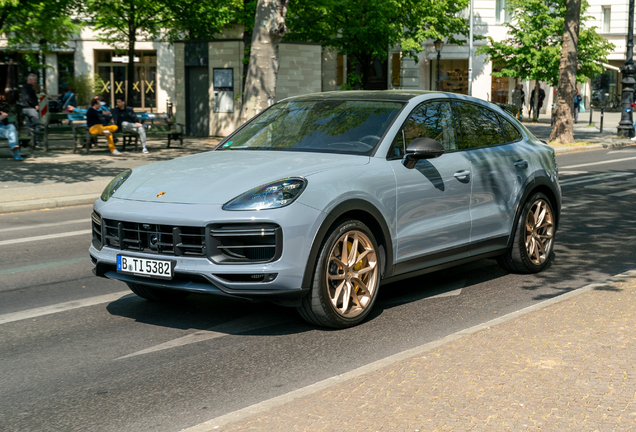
{"left": 90, "top": 91, "right": 561, "bottom": 328}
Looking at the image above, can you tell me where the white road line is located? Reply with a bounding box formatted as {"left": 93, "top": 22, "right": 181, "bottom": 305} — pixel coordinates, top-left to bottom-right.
{"left": 0, "top": 291, "right": 131, "bottom": 325}
{"left": 559, "top": 170, "right": 588, "bottom": 176}
{"left": 559, "top": 172, "right": 632, "bottom": 186}
{"left": 609, "top": 189, "right": 636, "bottom": 197}
{"left": 116, "top": 313, "right": 294, "bottom": 360}
{"left": 0, "top": 229, "right": 91, "bottom": 246}
{"left": 0, "top": 219, "right": 89, "bottom": 233}
{"left": 560, "top": 156, "right": 636, "bottom": 169}
{"left": 585, "top": 178, "right": 636, "bottom": 190}
{"left": 562, "top": 200, "right": 593, "bottom": 210}
{"left": 607, "top": 150, "right": 636, "bottom": 154}
{"left": 181, "top": 269, "right": 636, "bottom": 432}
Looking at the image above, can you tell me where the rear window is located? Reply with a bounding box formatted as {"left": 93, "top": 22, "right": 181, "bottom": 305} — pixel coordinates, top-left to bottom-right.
{"left": 219, "top": 100, "right": 404, "bottom": 155}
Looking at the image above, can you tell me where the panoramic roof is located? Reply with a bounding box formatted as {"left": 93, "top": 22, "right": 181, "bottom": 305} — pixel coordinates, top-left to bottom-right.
{"left": 281, "top": 90, "right": 441, "bottom": 103}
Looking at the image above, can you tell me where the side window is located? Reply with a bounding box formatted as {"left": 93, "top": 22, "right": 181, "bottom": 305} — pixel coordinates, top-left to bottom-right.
{"left": 501, "top": 116, "right": 522, "bottom": 142}
{"left": 453, "top": 101, "right": 505, "bottom": 149}
{"left": 402, "top": 101, "right": 457, "bottom": 151}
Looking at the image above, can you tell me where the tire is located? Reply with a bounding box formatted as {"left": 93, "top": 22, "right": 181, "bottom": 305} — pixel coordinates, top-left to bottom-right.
{"left": 498, "top": 192, "right": 556, "bottom": 274}
{"left": 298, "top": 219, "right": 381, "bottom": 328}
{"left": 126, "top": 283, "right": 190, "bottom": 302}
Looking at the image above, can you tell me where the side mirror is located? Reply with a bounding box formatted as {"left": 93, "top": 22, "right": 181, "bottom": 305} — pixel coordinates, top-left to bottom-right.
{"left": 402, "top": 137, "right": 445, "bottom": 169}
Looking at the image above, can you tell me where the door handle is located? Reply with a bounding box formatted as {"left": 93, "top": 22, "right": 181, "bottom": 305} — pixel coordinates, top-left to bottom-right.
{"left": 454, "top": 170, "right": 470, "bottom": 180}
{"left": 514, "top": 160, "right": 528, "bottom": 169}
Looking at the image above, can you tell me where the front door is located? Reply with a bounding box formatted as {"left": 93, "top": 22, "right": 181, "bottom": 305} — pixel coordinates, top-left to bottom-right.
{"left": 186, "top": 66, "right": 210, "bottom": 137}
{"left": 390, "top": 100, "right": 472, "bottom": 271}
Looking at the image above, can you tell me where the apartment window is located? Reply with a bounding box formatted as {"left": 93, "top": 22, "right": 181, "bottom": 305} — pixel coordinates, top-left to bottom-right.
{"left": 602, "top": 6, "right": 611, "bottom": 33}
{"left": 496, "top": 0, "right": 511, "bottom": 23}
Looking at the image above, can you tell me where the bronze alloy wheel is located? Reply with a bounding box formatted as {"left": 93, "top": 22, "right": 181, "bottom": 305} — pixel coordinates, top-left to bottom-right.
{"left": 326, "top": 229, "right": 379, "bottom": 318}
{"left": 524, "top": 198, "right": 554, "bottom": 266}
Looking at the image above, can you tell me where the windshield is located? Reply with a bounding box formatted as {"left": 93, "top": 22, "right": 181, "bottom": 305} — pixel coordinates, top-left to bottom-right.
{"left": 218, "top": 99, "right": 404, "bottom": 155}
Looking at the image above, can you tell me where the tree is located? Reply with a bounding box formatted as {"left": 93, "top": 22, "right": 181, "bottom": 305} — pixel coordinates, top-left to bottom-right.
{"left": 88, "top": 0, "right": 166, "bottom": 106}
{"left": 0, "top": 0, "right": 81, "bottom": 66}
{"left": 286, "top": 0, "right": 470, "bottom": 90}
{"left": 241, "top": 0, "right": 288, "bottom": 122}
{"left": 550, "top": 0, "right": 581, "bottom": 144}
{"left": 477, "top": 0, "right": 613, "bottom": 134}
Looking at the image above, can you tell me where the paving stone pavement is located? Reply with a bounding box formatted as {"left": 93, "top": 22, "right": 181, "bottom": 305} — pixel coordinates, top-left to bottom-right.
{"left": 192, "top": 272, "right": 636, "bottom": 432}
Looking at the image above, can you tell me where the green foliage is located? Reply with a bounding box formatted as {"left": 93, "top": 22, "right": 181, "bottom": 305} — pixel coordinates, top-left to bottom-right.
{"left": 476, "top": 0, "right": 614, "bottom": 86}
{"left": 162, "top": 0, "right": 242, "bottom": 41}
{"left": 68, "top": 73, "right": 96, "bottom": 107}
{"left": 0, "top": 0, "right": 81, "bottom": 53}
{"left": 286, "top": 0, "right": 470, "bottom": 88}
{"left": 340, "top": 72, "right": 362, "bottom": 90}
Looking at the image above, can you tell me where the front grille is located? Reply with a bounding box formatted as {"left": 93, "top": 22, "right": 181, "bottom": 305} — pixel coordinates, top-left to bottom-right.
{"left": 102, "top": 219, "right": 206, "bottom": 256}
{"left": 92, "top": 211, "right": 103, "bottom": 249}
{"left": 209, "top": 224, "right": 282, "bottom": 264}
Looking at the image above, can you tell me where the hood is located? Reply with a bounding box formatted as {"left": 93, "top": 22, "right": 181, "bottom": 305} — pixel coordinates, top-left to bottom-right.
{"left": 113, "top": 150, "right": 370, "bottom": 205}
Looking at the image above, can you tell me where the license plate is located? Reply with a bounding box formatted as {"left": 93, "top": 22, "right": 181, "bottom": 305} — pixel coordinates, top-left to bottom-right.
{"left": 117, "top": 255, "right": 173, "bottom": 279}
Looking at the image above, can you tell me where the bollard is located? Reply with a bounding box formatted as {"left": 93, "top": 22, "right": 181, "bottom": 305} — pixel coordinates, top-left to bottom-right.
{"left": 600, "top": 107, "right": 604, "bottom": 133}
{"left": 589, "top": 105, "right": 593, "bottom": 125}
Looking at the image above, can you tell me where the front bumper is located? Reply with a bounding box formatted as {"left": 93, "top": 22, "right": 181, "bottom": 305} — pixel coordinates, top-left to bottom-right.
{"left": 90, "top": 198, "right": 327, "bottom": 305}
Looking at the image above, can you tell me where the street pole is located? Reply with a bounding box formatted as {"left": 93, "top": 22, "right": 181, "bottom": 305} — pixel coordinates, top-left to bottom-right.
{"left": 468, "top": 0, "right": 474, "bottom": 96}
{"left": 618, "top": 0, "right": 635, "bottom": 137}
{"left": 437, "top": 50, "right": 441, "bottom": 91}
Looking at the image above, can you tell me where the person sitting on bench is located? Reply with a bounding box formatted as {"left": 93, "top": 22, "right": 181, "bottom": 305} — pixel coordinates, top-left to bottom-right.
{"left": 0, "top": 110, "right": 22, "bottom": 160}
{"left": 113, "top": 96, "right": 149, "bottom": 154}
{"left": 87, "top": 98, "right": 120, "bottom": 156}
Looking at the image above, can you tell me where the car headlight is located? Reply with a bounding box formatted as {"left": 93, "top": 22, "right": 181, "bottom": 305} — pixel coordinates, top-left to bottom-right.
{"left": 223, "top": 177, "right": 308, "bottom": 211}
{"left": 100, "top": 169, "right": 132, "bottom": 202}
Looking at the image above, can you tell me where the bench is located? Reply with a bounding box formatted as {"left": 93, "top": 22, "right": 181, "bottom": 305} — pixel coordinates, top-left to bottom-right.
{"left": 37, "top": 112, "right": 74, "bottom": 151}
{"left": 67, "top": 114, "right": 139, "bottom": 154}
{"left": 0, "top": 114, "right": 35, "bottom": 157}
{"left": 139, "top": 112, "right": 184, "bottom": 148}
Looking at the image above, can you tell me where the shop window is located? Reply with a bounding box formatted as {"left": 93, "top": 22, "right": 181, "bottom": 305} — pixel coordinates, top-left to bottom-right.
{"left": 391, "top": 53, "right": 401, "bottom": 87}
{"left": 58, "top": 53, "right": 74, "bottom": 94}
{"left": 491, "top": 65, "right": 509, "bottom": 104}
{"left": 95, "top": 50, "right": 157, "bottom": 109}
{"left": 430, "top": 59, "right": 469, "bottom": 95}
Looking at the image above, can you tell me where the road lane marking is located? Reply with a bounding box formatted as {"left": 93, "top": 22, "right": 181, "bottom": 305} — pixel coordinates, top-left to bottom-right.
{"left": 558, "top": 170, "right": 588, "bottom": 176}
{"left": 0, "top": 291, "right": 131, "bottom": 325}
{"left": 559, "top": 172, "right": 632, "bottom": 186}
{"left": 607, "top": 150, "right": 636, "bottom": 154}
{"left": 560, "top": 156, "right": 636, "bottom": 169}
{"left": 116, "top": 313, "right": 294, "bottom": 360}
{"left": 585, "top": 178, "right": 636, "bottom": 190}
{"left": 0, "top": 257, "right": 88, "bottom": 276}
{"left": 609, "top": 189, "right": 636, "bottom": 197}
{"left": 181, "top": 269, "right": 636, "bottom": 432}
{"left": 0, "top": 229, "right": 91, "bottom": 246}
{"left": 0, "top": 219, "right": 88, "bottom": 233}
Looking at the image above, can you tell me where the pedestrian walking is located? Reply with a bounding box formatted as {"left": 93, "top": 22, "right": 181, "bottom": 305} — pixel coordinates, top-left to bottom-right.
{"left": 530, "top": 84, "right": 545, "bottom": 121}
{"left": 87, "top": 98, "right": 121, "bottom": 156}
{"left": 0, "top": 110, "right": 22, "bottom": 160}
{"left": 21, "top": 73, "right": 41, "bottom": 147}
{"left": 574, "top": 88, "right": 582, "bottom": 124}
{"left": 114, "top": 96, "right": 149, "bottom": 154}
{"left": 511, "top": 84, "right": 525, "bottom": 121}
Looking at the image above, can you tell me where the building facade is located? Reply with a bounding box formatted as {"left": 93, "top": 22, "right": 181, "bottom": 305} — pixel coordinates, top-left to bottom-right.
{"left": 0, "top": 0, "right": 630, "bottom": 136}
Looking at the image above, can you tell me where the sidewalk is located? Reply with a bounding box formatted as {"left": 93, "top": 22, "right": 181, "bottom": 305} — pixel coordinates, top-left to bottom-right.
{"left": 0, "top": 114, "right": 634, "bottom": 215}
{"left": 0, "top": 136, "right": 221, "bottom": 214}
{"left": 185, "top": 270, "right": 636, "bottom": 431}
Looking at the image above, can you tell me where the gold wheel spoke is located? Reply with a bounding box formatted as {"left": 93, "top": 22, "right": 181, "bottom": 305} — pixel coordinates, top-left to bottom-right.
{"left": 348, "top": 233, "right": 359, "bottom": 265}
{"left": 331, "top": 280, "right": 345, "bottom": 308}
{"left": 340, "top": 282, "right": 351, "bottom": 313}
{"left": 341, "top": 234, "right": 349, "bottom": 265}
{"left": 355, "top": 264, "right": 375, "bottom": 276}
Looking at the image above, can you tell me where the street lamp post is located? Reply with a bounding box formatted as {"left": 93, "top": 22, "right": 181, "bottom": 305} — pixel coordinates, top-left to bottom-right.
{"left": 434, "top": 39, "right": 443, "bottom": 91}
{"left": 618, "top": 0, "right": 635, "bottom": 137}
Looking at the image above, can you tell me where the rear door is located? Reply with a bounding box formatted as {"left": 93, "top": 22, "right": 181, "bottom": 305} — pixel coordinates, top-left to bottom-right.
{"left": 451, "top": 101, "right": 535, "bottom": 255}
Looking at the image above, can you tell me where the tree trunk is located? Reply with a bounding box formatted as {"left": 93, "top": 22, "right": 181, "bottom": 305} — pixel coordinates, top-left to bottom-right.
{"left": 126, "top": 6, "right": 136, "bottom": 108}
{"left": 241, "top": 0, "right": 288, "bottom": 122}
{"left": 549, "top": 0, "right": 581, "bottom": 144}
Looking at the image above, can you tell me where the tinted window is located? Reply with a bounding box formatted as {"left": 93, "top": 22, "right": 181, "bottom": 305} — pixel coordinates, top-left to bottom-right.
{"left": 388, "top": 101, "right": 457, "bottom": 159}
{"left": 453, "top": 102, "right": 505, "bottom": 149}
{"left": 219, "top": 100, "right": 403, "bottom": 155}
{"left": 501, "top": 116, "right": 522, "bottom": 142}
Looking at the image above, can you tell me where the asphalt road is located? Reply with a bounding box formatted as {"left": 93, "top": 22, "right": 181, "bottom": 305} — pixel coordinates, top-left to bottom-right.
{"left": 1, "top": 146, "right": 636, "bottom": 432}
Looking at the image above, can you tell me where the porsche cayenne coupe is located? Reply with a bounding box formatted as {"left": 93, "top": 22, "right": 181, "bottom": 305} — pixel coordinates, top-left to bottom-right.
{"left": 90, "top": 91, "right": 561, "bottom": 328}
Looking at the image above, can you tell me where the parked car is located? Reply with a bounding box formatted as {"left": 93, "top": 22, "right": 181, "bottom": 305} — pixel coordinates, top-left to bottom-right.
{"left": 90, "top": 90, "right": 561, "bottom": 328}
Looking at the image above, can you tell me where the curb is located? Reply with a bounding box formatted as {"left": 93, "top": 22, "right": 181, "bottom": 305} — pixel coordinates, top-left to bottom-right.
{"left": 0, "top": 194, "right": 98, "bottom": 214}
{"left": 181, "top": 268, "right": 636, "bottom": 432}
{"left": 550, "top": 140, "right": 636, "bottom": 154}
